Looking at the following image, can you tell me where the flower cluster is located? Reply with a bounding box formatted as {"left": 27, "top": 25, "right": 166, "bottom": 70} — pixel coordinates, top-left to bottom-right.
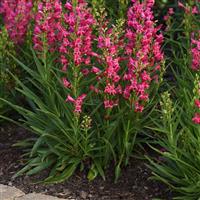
{"left": 192, "top": 75, "right": 200, "bottom": 124}
{"left": 60, "top": 1, "right": 94, "bottom": 66}
{"left": 32, "top": 0, "right": 164, "bottom": 114}
{"left": 0, "top": 0, "right": 33, "bottom": 44}
{"left": 191, "top": 32, "right": 200, "bottom": 71}
{"left": 123, "top": 0, "right": 164, "bottom": 112}
{"left": 33, "top": 0, "right": 62, "bottom": 52}
{"left": 66, "top": 94, "right": 87, "bottom": 113}
{"left": 178, "top": 1, "right": 199, "bottom": 14}
{"left": 90, "top": 18, "right": 124, "bottom": 109}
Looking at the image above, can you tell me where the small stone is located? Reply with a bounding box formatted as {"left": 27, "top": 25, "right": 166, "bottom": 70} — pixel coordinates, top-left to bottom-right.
{"left": 99, "top": 186, "right": 104, "bottom": 190}
{"left": 80, "top": 191, "right": 87, "bottom": 199}
{"left": 132, "top": 185, "right": 137, "bottom": 189}
{"left": 144, "top": 186, "right": 148, "bottom": 190}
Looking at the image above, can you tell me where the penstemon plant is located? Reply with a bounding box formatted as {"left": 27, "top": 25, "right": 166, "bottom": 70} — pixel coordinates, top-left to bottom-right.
{"left": 0, "top": 0, "right": 34, "bottom": 119}
{"left": 147, "top": 1, "right": 200, "bottom": 199}
{"left": 0, "top": 0, "right": 164, "bottom": 183}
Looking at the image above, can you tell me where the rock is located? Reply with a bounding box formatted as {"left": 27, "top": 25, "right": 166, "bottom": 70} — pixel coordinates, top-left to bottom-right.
{"left": 8, "top": 182, "right": 12, "bottom": 186}
{"left": 99, "top": 186, "right": 104, "bottom": 190}
{"left": 63, "top": 189, "right": 71, "bottom": 196}
{"left": 144, "top": 186, "right": 148, "bottom": 190}
{"left": 0, "top": 184, "right": 25, "bottom": 200}
{"left": 15, "top": 193, "right": 67, "bottom": 200}
{"left": 79, "top": 191, "right": 87, "bottom": 199}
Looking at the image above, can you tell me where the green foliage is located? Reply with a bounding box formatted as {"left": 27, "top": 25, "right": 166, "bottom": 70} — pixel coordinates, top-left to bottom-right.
{"left": 147, "top": 1, "right": 200, "bottom": 199}
{"left": 0, "top": 26, "right": 17, "bottom": 118}
{"left": 147, "top": 92, "right": 200, "bottom": 199}
{"left": 0, "top": 44, "right": 158, "bottom": 183}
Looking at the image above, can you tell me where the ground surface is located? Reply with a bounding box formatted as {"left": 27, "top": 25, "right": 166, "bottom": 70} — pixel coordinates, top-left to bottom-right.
{"left": 0, "top": 124, "right": 172, "bottom": 200}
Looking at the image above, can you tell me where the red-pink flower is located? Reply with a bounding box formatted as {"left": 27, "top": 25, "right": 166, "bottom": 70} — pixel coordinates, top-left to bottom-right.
{"left": 191, "top": 33, "right": 200, "bottom": 71}
{"left": 192, "top": 113, "right": 200, "bottom": 124}
{"left": 62, "top": 78, "right": 70, "bottom": 88}
{"left": 104, "top": 99, "right": 118, "bottom": 109}
{"left": 66, "top": 94, "right": 86, "bottom": 114}
{"left": 91, "top": 66, "right": 101, "bottom": 74}
{"left": 168, "top": 8, "right": 174, "bottom": 15}
{"left": 195, "top": 99, "right": 200, "bottom": 108}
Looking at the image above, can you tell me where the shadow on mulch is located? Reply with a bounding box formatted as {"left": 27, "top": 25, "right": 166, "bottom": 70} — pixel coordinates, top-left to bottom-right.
{"left": 0, "top": 124, "right": 173, "bottom": 200}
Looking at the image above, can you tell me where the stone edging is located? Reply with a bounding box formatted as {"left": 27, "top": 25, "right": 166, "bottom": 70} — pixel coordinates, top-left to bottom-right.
{"left": 0, "top": 184, "right": 75, "bottom": 200}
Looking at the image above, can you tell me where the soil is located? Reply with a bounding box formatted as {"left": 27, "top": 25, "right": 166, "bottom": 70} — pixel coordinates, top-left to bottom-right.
{"left": 0, "top": 124, "right": 173, "bottom": 200}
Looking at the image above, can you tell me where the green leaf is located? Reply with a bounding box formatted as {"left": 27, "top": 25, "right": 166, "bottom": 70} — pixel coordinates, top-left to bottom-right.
{"left": 87, "top": 164, "right": 99, "bottom": 181}
{"left": 44, "top": 162, "right": 79, "bottom": 184}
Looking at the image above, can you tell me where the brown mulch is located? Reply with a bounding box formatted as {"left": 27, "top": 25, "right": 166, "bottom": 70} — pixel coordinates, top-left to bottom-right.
{"left": 0, "top": 124, "right": 172, "bottom": 200}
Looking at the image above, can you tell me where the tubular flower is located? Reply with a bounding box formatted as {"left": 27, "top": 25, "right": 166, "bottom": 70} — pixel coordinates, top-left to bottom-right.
{"left": 0, "top": 0, "right": 33, "bottom": 44}
{"left": 124, "top": 0, "right": 164, "bottom": 112}
{"left": 192, "top": 113, "right": 200, "bottom": 124}
{"left": 66, "top": 94, "right": 86, "bottom": 114}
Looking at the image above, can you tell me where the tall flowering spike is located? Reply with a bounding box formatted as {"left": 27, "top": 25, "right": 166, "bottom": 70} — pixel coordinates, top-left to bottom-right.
{"left": 124, "top": 0, "right": 164, "bottom": 112}
{"left": 58, "top": 0, "right": 95, "bottom": 114}
{"left": 59, "top": 0, "right": 95, "bottom": 67}
{"left": 33, "top": 0, "right": 62, "bottom": 52}
{"left": 92, "top": 18, "right": 125, "bottom": 109}
{"left": 191, "top": 32, "right": 200, "bottom": 71}
{"left": 0, "top": 0, "right": 33, "bottom": 44}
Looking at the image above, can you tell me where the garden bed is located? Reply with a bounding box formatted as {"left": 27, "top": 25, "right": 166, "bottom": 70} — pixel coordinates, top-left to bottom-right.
{"left": 0, "top": 124, "right": 172, "bottom": 200}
